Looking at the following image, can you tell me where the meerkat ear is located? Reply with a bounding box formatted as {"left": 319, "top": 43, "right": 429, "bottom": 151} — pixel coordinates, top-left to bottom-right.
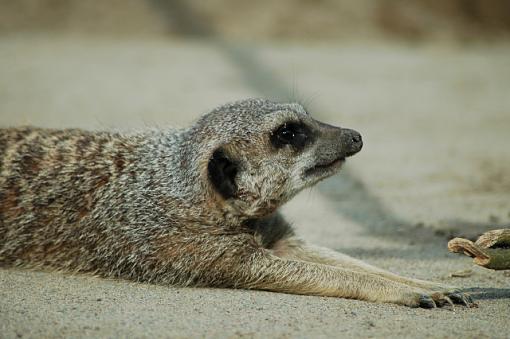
{"left": 208, "top": 148, "right": 238, "bottom": 199}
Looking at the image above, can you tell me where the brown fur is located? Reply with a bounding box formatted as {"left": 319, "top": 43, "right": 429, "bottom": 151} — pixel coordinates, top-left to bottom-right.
{"left": 0, "top": 99, "right": 473, "bottom": 308}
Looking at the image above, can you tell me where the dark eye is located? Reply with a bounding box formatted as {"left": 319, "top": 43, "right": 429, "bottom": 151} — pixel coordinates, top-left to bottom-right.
{"left": 277, "top": 124, "right": 295, "bottom": 143}
{"left": 271, "top": 122, "right": 311, "bottom": 150}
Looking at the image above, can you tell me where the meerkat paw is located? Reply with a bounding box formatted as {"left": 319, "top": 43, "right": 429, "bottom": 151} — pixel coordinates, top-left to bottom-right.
{"left": 400, "top": 279, "right": 474, "bottom": 307}
{"left": 392, "top": 289, "right": 460, "bottom": 309}
{"left": 446, "top": 291, "right": 475, "bottom": 307}
{"left": 416, "top": 293, "right": 451, "bottom": 308}
{"left": 416, "top": 290, "right": 477, "bottom": 308}
{"left": 423, "top": 284, "right": 475, "bottom": 307}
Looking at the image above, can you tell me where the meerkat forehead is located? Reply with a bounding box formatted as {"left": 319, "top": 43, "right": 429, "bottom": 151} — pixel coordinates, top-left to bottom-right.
{"left": 192, "top": 99, "right": 310, "bottom": 143}
{"left": 213, "top": 98, "right": 307, "bottom": 116}
{"left": 210, "top": 99, "right": 309, "bottom": 125}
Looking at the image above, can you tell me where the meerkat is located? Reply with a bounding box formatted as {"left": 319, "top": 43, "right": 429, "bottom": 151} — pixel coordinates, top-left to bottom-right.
{"left": 0, "top": 98, "right": 472, "bottom": 308}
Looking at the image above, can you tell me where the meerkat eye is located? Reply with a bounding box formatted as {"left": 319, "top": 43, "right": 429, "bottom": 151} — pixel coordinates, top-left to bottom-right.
{"left": 271, "top": 122, "right": 310, "bottom": 150}
{"left": 278, "top": 125, "right": 295, "bottom": 142}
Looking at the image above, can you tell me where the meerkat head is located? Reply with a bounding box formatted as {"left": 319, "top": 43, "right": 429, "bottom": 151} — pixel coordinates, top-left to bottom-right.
{"left": 192, "top": 99, "right": 362, "bottom": 218}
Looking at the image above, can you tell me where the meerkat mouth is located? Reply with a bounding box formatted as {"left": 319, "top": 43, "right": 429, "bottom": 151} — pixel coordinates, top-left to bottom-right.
{"left": 304, "top": 156, "right": 345, "bottom": 177}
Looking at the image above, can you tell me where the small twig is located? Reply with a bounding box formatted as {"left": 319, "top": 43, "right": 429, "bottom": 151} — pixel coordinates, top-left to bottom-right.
{"left": 475, "top": 229, "right": 510, "bottom": 248}
{"left": 448, "top": 229, "right": 510, "bottom": 270}
{"left": 448, "top": 238, "right": 490, "bottom": 265}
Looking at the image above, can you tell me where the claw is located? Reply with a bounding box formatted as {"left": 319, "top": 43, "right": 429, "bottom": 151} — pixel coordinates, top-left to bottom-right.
{"left": 449, "top": 293, "right": 468, "bottom": 306}
{"left": 432, "top": 294, "right": 454, "bottom": 309}
{"left": 448, "top": 293, "right": 465, "bottom": 305}
{"left": 448, "top": 292, "right": 475, "bottom": 307}
{"left": 465, "top": 294, "right": 474, "bottom": 304}
{"left": 443, "top": 296, "right": 455, "bottom": 309}
{"left": 419, "top": 295, "right": 437, "bottom": 308}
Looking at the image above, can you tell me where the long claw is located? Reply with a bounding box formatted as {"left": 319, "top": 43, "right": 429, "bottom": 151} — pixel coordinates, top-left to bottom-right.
{"left": 444, "top": 296, "right": 455, "bottom": 309}
{"left": 465, "top": 294, "right": 474, "bottom": 304}
{"left": 448, "top": 292, "right": 475, "bottom": 307}
{"left": 449, "top": 293, "right": 468, "bottom": 306}
{"left": 419, "top": 295, "right": 437, "bottom": 308}
{"left": 433, "top": 294, "right": 454, "bottom": 309}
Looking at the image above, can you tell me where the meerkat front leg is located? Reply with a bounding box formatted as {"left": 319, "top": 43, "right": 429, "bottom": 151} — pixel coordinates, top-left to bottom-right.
{"left": 249, "top": 213, "right": 464, "bottom": 299}
{"left": 247, "top": 255, "right": 453, "bottom": 308}
{"left": 270, "top": 236, "right": 473, "bottom": 306}
{"left": 165, "top": 234, "right": 453, "bottom": 308}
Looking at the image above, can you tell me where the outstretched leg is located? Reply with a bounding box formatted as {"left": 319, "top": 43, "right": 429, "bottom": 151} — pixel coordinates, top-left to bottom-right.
{"left": 158, "top": 234, "right": 455, "bottom": 308}
{"left": 269, "top": 236, "right": 473, "bottom": 306}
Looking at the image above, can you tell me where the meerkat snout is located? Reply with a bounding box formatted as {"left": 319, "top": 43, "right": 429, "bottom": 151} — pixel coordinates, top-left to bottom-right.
{"left": 339, "top": 128, "right": 363, "bottom": 157}
{"left": 300, "top": 122, "right": 362, "bottom": 182}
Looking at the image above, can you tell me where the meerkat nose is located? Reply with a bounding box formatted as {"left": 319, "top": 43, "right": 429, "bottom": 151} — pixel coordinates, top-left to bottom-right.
{"left": 341, "top": 128, "right": 363, "bottom": 156}
{"left": 351, "top": 132, "right": 362, "bottom": 143}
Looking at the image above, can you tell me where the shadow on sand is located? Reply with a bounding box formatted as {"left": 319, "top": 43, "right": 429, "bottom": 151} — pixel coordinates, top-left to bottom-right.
{"left": 464, "top": 287, "right": 510, "bottom": 300}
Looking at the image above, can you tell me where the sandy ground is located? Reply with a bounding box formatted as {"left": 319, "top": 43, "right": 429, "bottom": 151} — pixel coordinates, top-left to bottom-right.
{"left": 1, "top": 33, "right": 510, "bottom": 338}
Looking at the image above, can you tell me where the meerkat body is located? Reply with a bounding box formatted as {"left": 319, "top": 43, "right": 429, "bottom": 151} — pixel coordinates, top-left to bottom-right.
{"left": 0, "top": 99, "right": 472, "bottom": 307}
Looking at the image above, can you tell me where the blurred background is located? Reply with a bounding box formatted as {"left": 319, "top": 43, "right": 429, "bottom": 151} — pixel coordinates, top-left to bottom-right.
{"left": 1, "top": 2, "right": 510, "bottom": 337}
{"left": 0, "top": 0, "right": 509, "bottom": 245}
{"left": 2, "top": 0, "right": 510, "bottom": 40}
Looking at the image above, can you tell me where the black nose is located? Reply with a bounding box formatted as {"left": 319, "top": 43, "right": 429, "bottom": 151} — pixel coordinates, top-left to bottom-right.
{"left": 341, "top": 128, "right": 363, "bottom": 157}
